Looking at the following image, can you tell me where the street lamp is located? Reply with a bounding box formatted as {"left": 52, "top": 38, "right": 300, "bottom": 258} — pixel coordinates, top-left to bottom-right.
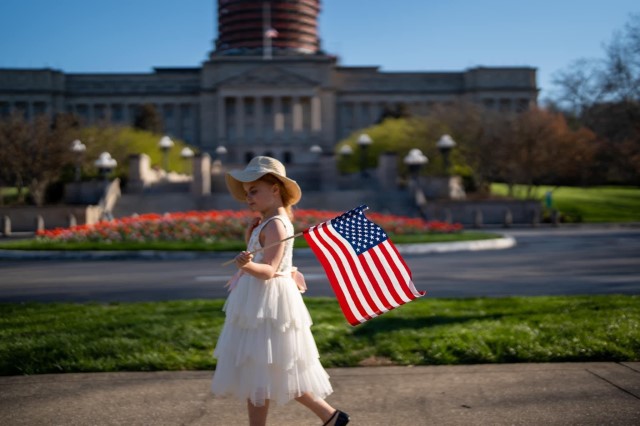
{"left": 309, "top": 144, "right": 322, "bottom": 161}
{"left": 436, "top": 134, "right": 456, "bottom": 175}
{"left": 357, "top": 133, "right": 373, "bottom": 177}
{"left": 403, "top": 148, "right": 428, "bottom": 185}
{"left": 94, "top": 152, "right": 117, "bottom": 184}
{"left": 338, "top": 145, "right": 353, "bottom": 156}
{"left": 70, "top": 139, "right": 86, "bottom": 182}
{"left": 215, "top": 145, "right": 228, "bottom": 162}
{"left": 180, "top": 147, "right": 194, "bottom": 174}
{"left": 158, "top": 135, "right": 174, "bottom": 171}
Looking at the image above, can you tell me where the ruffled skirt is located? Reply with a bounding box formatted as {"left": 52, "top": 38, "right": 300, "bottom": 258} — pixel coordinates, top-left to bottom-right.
{"left": 211, "top": 273, "right": 333, "bottom": 406}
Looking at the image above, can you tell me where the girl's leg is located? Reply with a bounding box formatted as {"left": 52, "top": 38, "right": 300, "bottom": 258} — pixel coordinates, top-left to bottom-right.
{"left": 247, "top": 399, "right": 269, "bottom": 426}
{"left": 295, "top": 392, "right": 337, "bottom": 424}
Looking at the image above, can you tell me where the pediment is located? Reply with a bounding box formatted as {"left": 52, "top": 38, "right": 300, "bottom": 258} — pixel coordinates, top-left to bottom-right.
{"left": 218, "top": 66, "right": 318, "bottom": 88}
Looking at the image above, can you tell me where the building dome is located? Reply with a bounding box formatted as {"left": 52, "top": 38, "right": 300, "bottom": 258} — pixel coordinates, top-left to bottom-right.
{"left": 215, "top": 0, "right": 321, "bottom": 56}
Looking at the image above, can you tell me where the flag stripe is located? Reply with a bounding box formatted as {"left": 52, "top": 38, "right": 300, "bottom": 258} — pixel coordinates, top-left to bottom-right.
{"left": 363, "top": 249, "right": 406, "bottom": 308}
{"left": 386, "top": 240, "right": 426, "bottom": 298}
{"left": 371, "top": 245, "right": 413, "bottom": 304}
{"left": 360, "top": 251, "right": 400, "bottom": 311}
{"left": 321, "top": 223, "right": 389, "bottom": 316}
{"left": 315, "top": 224, "right": 376, "bottom": 320}
{"left": 303, "top": 227, "right": 362, "bottom": 325}
{"left": 378, "top": 241, "right": 420, "bottom": 301}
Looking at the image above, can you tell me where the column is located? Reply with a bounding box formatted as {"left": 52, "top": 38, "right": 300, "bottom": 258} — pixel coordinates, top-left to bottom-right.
{"left": 88, "top": 103, "right": 95, "bottom": 124}
{"left": 293, "top": 96, "right": 303, "bottom": 133}
{"left": 274, "top": 97, "right": 284, "bottom": 133}
{"left": 311, "top": 96, "right": 321, "bottom": 132}
{"left": 235, "top": 96, "right": 245, "bottom": 140}
{"left": 176, "top": 103, "right": 183, "bottom": 137}
{"left": 255, "top": 97, "right": 264, "bottom": 143}
{"left": 217, "top": 96, "right": 226, "bottom": 139}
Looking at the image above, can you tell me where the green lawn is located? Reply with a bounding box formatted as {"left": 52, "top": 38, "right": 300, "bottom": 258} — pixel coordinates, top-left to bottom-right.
{"left": 1, "top": 295, "right": 638, "bottom": 375}
{"left": 0, "top": 231, "right": 501, "bottom": 251}
{"left": 491, "top": 184, "right": 640, "bottom": 223}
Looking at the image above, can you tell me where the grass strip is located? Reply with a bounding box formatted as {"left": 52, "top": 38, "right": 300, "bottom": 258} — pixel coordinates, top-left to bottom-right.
{"left": 0, "top": 231, "right": 501, "bottom": 252}
{"left": 491, "top": 183, "right": 640, "bottom": 223}
{"left": 1, "top": 295, "right": 638, "bottom": 376}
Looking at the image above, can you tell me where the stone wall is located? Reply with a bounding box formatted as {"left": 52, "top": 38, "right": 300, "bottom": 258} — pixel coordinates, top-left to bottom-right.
{"left": 0, "top": 205, "right": 102, "bottom": 233}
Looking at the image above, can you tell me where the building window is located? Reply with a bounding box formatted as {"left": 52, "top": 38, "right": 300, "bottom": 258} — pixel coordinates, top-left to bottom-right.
{"left": 225, "top": 98, "right": 236, "bottom": 140}
{"left": 499, "top": 99, "right": 512, "bottom": 112}
{"left": 112, "top": 104, "right": 124, "bottom": 122}
{"left": 263, "top": 98, "right": 274, "bottom": 141}
{"left": 0, "top": 102, "right": 10, "bottom": 117}
{"left": 33, "top": 102, "right": 47, "bottom": 116}
{"left": 244, "top": 98, "right": 255, "bottom": 141}
{"left": 283, "top": 151, "right": 293, "bottom": 164}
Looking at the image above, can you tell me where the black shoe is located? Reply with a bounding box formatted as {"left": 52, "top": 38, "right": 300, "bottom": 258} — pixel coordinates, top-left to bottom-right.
{"left": 335, "top": 410, "right": 350, "bottom": 426}
{"left": 323, "top": 410, "right": 350, "bottom": 426}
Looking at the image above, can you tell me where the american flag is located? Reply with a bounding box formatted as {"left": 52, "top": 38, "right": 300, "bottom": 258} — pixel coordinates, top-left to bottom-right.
{"left": 303, "top": 205, "right": 425, "bottom": 326}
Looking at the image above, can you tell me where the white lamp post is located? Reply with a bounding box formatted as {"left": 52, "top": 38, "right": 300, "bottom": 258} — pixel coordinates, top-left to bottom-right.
{"left": 403, "top": 148, "right": 429, "bottom": 183}
{"left": 180, "top": 147, "right": 194, "bottom": 174}
{"left": 158, "top": 136, "right": 174, "bottom": 171}
{"left": 215, "top": 145, "right": 228, "bottom": 162}
{"left": 71, "top": 139, "right": 86, "bottom": 182}
{"left": 338, "top": 145, "right": 353, "bottom": 156}
{"left": 436, "top": 134, "right": 456, "bottom": 175}
{"left": 309, "top": 144, "right": 322, "bottom": 161}
{"left": 94, "top": 152, "right": 117, "bottom": 183}
{"left": 357, "top": 133, "right": 373, "bottom": 177}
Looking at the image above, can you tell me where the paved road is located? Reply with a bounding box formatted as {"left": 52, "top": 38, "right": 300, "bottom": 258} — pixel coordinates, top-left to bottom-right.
{"left": 0, "top": 226, "right": 638, "bottom": 302}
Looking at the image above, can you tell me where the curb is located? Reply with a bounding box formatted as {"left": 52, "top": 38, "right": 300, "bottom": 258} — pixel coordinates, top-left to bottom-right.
{"left": 0, "top": 236, "right": 516, "bottom": 260}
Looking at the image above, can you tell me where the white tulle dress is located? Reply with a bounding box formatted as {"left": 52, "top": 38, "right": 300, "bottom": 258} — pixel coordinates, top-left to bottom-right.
{"left": 211, "top": 215, "right": 333, "bottom": 406}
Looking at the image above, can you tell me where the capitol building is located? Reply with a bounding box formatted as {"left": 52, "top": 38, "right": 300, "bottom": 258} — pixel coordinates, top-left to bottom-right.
{"left": 0, "top": 0, "right": 538, "bottom": 164}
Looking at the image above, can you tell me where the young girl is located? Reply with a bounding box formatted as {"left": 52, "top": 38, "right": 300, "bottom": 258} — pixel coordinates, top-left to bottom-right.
{"left": 211, "top": 156, "right": 350, "bottom": 426}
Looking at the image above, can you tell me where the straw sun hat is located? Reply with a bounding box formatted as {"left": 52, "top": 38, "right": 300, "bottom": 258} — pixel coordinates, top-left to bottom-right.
{"left": 225, "top": 156, "right": 302, "bottom": 206}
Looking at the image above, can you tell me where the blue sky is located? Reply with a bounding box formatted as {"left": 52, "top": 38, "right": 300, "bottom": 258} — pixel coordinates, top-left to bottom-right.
{"left": 0, "top": 0, "right": 637, "bottom": 100}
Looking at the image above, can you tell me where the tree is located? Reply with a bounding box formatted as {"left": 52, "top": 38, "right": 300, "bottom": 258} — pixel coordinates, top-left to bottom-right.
{"left": 0, "top": 113, "right": 78, "bottom": 206}
{"left": 0, "top": 113, "right": 31, "bottom": 203}
{"left": 550, "top": 13, "right": 640, "bottom": 185}
{"left": 133, "top": 104, "right": 163, "bottom": 134}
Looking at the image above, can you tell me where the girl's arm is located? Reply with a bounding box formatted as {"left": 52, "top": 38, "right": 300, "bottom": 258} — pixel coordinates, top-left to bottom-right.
{"left": 234, "top": 219, "right": 287, "bottom": 281}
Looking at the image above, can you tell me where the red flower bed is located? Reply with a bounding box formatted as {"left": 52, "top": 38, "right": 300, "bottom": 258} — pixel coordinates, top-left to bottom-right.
{"left": 36, "top": 209, "right": 463, "bottom": 244}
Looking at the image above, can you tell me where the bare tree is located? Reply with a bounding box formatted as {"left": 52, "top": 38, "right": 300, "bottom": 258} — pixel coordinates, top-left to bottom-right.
{"left": 0, "top": 114, "right": 76, "bottom": 206}
{"left": 0, "top": 113, "right": 31, "bottom": 203}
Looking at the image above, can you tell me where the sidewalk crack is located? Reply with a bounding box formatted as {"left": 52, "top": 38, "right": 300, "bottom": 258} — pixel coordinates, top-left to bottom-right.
{"left": 586, "top": 369, "right": 640, "bottom": 401}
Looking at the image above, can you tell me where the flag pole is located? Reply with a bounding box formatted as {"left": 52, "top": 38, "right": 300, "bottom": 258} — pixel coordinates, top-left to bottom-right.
{"left": 221, "top": 232, "right": 303, "bottom": 266}
{"left": 220, "top": 206, "right": 369, "bottom": 266}
{"left": 263, "top": 2, "right": 272, "bottom": 60}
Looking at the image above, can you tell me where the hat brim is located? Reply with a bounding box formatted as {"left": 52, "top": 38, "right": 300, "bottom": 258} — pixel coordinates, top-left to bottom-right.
{"left": 225, "top": 170, "right": 301, "bottom": 205}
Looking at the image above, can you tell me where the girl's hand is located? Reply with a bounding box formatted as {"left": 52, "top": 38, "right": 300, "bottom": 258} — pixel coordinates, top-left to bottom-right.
{"left": 234, "top": 251, "right": 253, "bottom": 269}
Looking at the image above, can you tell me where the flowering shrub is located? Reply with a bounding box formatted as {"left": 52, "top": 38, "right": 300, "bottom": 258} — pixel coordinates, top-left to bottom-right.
{"left": 36, "top": 209, "right": 462, "bottom": 244}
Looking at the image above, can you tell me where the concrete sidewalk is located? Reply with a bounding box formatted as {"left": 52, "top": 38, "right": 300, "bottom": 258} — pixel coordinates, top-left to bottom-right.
{"left": 1, "top": 363, "right": 639, "bottom": 425}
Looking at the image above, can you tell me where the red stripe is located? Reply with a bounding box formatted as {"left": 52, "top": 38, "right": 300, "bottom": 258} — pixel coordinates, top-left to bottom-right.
{"left": 317, "top": 225, "right": 372, "bottom": 322}
{"left": 387, "top": 238, "right": 413, "bottom": 280}
{"left": 321, "top": 224, "right": 380, "bottom": 319}
{"left": 304, "top": 226, "right": 362, "bottom": 325}
{"left": 360, "top": 251, "right": 403, "bottom": 310}
{"left": 379, "top": 241, "right": 418, "bottom": 301}
{"left": 368, "top": 247, "right": 406, "bottom": 304}
{"left": 387, "top": 239, "right": 426, "bottom": 297}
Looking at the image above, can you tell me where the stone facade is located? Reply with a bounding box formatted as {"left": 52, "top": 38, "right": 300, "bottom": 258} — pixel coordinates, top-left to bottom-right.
{"left": 0, "top": 2, "right": 538, "bottom": 165}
